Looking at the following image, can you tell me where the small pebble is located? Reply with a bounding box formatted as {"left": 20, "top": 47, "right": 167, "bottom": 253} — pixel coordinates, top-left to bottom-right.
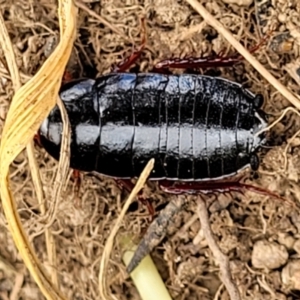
{"left": 252, "top": 240, "right": 288, "bottom": 269}
{"left": 282, "top": 260, "right": 300, "bottom": 290}
{"left": 277, "top": 233, "right": 295, "bottom": 250}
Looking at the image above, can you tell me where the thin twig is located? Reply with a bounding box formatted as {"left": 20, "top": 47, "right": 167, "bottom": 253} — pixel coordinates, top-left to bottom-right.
{"left": 98, "top": 158, "right": 154, "bottom": 300}
{"left": 45, "top": 96, "right": 71, "bottom": 228}
{"left": 197, "top": 196, "right": 241, "bottom": 300}
{"left": 9, "top": 273, "right": 24, "bottom": 300}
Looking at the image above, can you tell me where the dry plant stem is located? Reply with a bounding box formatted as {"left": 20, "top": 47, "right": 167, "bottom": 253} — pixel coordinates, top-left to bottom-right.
{"left": 197, "top": 196, "right": 241, "bottom": 300}
{"left": 42, "top": 96, "right": 71, "bottom": 288}
{"left": 214, "top": 283, "right": 224, "bottom": 300}
{"left": 25, "top": 139, "right": 60, "bottom": 287}
{"left": 45, "top": 96, "right": 71, "bottom": 228}
{"left": 0, "top": 5, "right": 60, "bottom": 292}
{"left": 10, "top": 273, "right": 24, "bottom": 300}
{"left": 256, "top": 107, "right": 300, "bottom": 138}
{"left": 284, "top": 128, "right": 300, "bottom": 171}
{"left": 0, "top": 67, "right": 31, "bottom": 81}
{"left": 127, "top": 195, "right": 186, "bottom": 273}
{"left": 98, "top": 158, "right": 155, "bottom": 300}
{"left": 0, "top": 0, "right": 77, "bottom": 298}
{"left": 184, "top": 0, "right": 300, "bottom": 110}
{"left": 0, "top": 16, "right": 21, "bottom": 91}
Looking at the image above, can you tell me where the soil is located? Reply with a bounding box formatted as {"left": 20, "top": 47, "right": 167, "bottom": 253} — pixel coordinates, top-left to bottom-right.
{"left": 0, "top": 0, "right": 300, "bottom": 299}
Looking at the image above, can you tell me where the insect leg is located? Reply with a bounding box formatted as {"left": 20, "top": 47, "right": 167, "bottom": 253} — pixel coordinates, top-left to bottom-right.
{"left": 115, "top": 179, "right": 155, "bottom": 217}
{"left": 112, "top": 18, "right": 147, "bottom": 73}
{"left": 72, "top": 169, "right": 82, "bottom": 207}
{"left": 33, "top": 132, "right": 42, "bottom": 147}
{"left": 155, "top": 32, "right": 271, "bottom": 70}
{"left": 159, "top": 180, "right": 295, "bottom": 207}
{"left": 127, "top": 195, "right": 186, "bottom": 274}
{"left": 62, "top": 70, "right": 74, "bottom": 83}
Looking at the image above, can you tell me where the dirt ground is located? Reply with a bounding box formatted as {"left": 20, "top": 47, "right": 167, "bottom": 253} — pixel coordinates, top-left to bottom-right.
{"left": 1, "top": 0, "right": 300, "bottom": 299}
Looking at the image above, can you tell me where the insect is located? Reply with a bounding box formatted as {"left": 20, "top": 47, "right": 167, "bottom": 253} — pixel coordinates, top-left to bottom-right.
{"left": 38, "top": 24, "right": 287, "bottom": 274}
{"left": 39, "top": 73, "right": 266, "bottom": 181}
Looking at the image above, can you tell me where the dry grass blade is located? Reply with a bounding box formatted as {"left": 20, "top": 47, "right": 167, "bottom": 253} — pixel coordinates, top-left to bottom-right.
{"left": 39, "top": 95, "right": 71, "bottom": 288}
{"left": 0, "top": 15, "right": 21, "bottom": 91}
{"left": 45, "top": 96, "right": 71, "bottom": 228}
{"left": 0, "top": 0, "right": 77, "bottom": 299}
{"left": 98, "top": 158, "right": 155, "bottom": 300}
{"left": 184, "top": 0, "right": 300, "bottom": 110}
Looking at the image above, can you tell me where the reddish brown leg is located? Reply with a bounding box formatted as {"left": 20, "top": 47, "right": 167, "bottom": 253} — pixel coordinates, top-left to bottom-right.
{"left": 72, "top": 169, "right": 82, "bottom": 207}
{"left": 62, "top": 70, "right": 74, "bottom": 83}
{"left": 159, "top": 180, "right": 295, "bottom": 208}
{"left": 33, "top": 132, "right": 42, "bottom": 147}
{"left": 155, "top": 31, "right": 271, "bottom": 70}
{"left": 115, "top": 179, "right": 155, "bottom": 217}
{"left": 112, "top": 18, "right": 147, "bottom": 73}
{"left": 109, "top": 17, "right": 171, "bottom": 75}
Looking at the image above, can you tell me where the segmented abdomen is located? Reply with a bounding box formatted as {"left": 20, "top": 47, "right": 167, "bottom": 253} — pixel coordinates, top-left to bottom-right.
{"left": 39, "top": 73, "right": 266, "bottom": 181}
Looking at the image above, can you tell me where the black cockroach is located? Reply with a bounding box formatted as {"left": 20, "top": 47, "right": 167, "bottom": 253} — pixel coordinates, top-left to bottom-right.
{"left": 38, "top": 25, "right": 290, "bottom": 274}
{"left": 39, "top": 72, "right": 266, "bottom": 181}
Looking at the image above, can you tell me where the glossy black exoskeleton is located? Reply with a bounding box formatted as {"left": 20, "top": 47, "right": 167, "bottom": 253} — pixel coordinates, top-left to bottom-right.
{"left": 39, "top": 73, "right": 267, "bottom": 182}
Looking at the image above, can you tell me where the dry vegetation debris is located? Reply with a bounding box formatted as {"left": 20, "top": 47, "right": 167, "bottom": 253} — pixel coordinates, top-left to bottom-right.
{"left": 1, "top": 0, "right": 300, "bottom": 299}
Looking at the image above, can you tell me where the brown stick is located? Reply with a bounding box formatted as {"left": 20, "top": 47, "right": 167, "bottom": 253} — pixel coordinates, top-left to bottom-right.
{"left": 197, "top": 196, "right": 241, "bottom": 300}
